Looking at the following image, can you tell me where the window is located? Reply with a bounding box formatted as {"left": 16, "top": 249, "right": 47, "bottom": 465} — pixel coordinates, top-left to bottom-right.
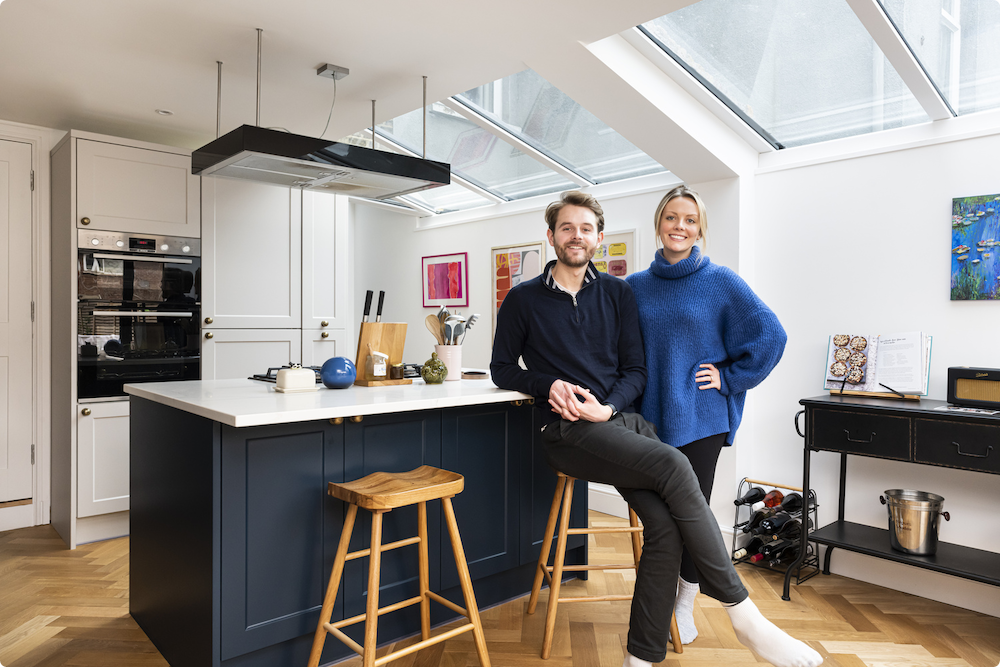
{"left": 640, "top": 0, "right": 930, "bottom": 148}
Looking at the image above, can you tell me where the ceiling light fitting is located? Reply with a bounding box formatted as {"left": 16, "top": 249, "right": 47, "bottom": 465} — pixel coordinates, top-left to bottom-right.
{"left": 316, "top": 63, "right": 349, "bottom": 81}
{"left": 155, "top": 109, "right": 173, "bottom": 116}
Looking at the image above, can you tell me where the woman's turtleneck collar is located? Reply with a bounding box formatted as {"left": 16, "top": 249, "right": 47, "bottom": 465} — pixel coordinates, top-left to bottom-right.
{"left": 649, "top": 244, "right": 709, "bottom": 279}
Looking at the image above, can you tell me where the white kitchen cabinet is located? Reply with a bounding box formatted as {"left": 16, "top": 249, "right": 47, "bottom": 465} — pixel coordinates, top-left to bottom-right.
{"left": 201, "top": 329, "right": 302, "bottom": 381}
{"left": 76, "top": 136, "right": 200, "bottom": 237}
{"left": 301, "top": 328, "right": 349, "bottom": 368}
{"left": 77, "top": 401, "right": 130, "bottom": 518}
{"left": 52, "top": 130, "right": 199, "bottom": 549}
{"left": 201, "top": 177, "right": 303, "bottom": 330}
{"left": 302, "top": 191, "right": 349, "bottom": 329}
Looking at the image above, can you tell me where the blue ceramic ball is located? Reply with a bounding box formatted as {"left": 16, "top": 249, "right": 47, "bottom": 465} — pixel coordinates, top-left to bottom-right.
{"left": 321, "top": 357, "right": 356, "bottom": 389}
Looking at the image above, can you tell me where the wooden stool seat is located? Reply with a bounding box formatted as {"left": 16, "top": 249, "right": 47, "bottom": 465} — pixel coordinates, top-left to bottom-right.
{"left": 327, "top": 465, "right": 465, "bottom": 510}
{"left": 528, "top": 471, "right": 682, "bottom": 658}
{"left": 309, "top": 466, "right": 489, "bottom": 667}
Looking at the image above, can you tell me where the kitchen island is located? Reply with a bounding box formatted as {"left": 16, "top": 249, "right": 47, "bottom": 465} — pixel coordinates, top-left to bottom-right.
{"left": 126, "top": 379, "right": 587, "bottom": 667}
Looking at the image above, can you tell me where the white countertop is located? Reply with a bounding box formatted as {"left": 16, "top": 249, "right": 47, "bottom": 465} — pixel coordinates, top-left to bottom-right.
{"left": 124, "top": 378, "right": 533, "bottom": 428}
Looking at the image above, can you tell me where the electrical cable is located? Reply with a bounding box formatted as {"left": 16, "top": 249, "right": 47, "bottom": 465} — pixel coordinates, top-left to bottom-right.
{"left": 319, "top": 76, "right": 337, "bottom": 139}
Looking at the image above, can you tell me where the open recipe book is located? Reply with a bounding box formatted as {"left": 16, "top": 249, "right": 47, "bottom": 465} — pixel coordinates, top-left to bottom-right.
{"left": 823, "top": 331, "right": 932, "bottom": 397}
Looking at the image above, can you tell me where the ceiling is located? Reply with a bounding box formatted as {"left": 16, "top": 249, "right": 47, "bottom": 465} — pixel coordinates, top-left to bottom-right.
{"left": 0, "top": 0, "right": 695, "bottom": 150}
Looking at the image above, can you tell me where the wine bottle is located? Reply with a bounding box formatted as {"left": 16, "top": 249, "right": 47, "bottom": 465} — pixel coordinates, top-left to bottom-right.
{"left": 768, "top": 544, "right": 801, "bottom": 567}
{"left": 779, "top": 492, "right": 803, "bottom": 512}
{"left": 758, "top": 538, "right": 793, "bottom": 558}
{"left": 734, "top": 486, "right": 766, "bottom": 506}
{"left": 753, "top": 512, "right": 794, "bottom": 535}
{"left": 741, "top": 506, "right": 779, "bottom": 533}
{"left": 732, "top": 536, "right": 766, "bottom": 560}
{"left": 773, "top": 516, "right": 813, "bottom": 541}
{"left": 762, "top": 489, "right": 784, "bottom": 507}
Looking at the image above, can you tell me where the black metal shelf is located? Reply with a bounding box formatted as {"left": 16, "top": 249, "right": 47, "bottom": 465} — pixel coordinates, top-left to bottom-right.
{"left": 810, "top": 521, "right": 1000, "bottom": 587}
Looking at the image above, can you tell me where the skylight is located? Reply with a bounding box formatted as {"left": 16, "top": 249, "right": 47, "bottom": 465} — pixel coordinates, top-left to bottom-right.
{"left": 355, "top": 69, "right": 666, "bottom": 215}
{"left": 877, "top": 0, "right": 1000, "bottom": 116}
{"left": 640, "top": 0, "right": 931, "bottom": 148}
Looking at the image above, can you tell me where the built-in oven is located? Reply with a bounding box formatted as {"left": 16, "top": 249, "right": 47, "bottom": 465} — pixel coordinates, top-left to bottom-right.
{"left": 77, "top": 230, "right": 201, "bottom": 399}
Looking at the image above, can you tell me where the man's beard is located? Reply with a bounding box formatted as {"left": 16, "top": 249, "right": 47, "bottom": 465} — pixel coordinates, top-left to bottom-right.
{"left": 553, "top": 240, "right": 595, "bottom": 268}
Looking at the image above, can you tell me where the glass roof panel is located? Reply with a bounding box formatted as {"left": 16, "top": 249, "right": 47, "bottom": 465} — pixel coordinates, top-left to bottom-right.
{"left": 456, "top": 70, "right": 665, "bottom": 183}
{"left": 641, "top": 0, "right": 930, "bottom": 148}
{"left": 877, "top": 0, "right": 1000, "bottom": 116}
{"left": 401, "top": 182, "right": 494, "bottom": 214}
{"left": 376, "top": 102, "right": 576, "bottom": 200}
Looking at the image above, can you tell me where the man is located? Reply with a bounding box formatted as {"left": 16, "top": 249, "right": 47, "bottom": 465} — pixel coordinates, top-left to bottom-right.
{"left": 490, "top": 191, "right": 821, "bottom": 667}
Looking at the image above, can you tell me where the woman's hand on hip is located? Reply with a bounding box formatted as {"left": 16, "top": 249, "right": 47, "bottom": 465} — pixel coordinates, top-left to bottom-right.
{"left": 696, "top": 363, "right": 721, "bottom": 391}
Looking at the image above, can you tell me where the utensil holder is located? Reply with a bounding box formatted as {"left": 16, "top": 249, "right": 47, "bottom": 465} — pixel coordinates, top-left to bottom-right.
{"left": 434, "top": 345, "right": 462, "bottom": 381}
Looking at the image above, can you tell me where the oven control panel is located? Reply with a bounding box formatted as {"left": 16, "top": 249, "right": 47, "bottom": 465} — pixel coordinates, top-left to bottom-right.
{"left": 78, "top": 230, "right": 201, "bottom": 256}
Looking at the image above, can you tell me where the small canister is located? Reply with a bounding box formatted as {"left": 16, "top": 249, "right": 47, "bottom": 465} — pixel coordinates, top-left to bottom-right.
{"left": 389, "top": 363, "right": 404, "bottom": 380}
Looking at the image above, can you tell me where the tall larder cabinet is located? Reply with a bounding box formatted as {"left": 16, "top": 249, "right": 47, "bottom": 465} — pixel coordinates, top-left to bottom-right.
{"left": 51, "top": 129, "right": 200, "bottom": 548}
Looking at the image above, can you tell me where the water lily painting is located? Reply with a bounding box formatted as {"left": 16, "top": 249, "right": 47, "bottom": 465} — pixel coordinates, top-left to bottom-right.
{"left": 951, "top": 193, "right": 1000, "bottom": 300}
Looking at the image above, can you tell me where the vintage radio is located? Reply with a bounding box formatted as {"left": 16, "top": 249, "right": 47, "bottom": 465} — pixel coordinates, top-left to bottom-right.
{"left": 947, "top": 367, "right": 1000, "bottom": 409}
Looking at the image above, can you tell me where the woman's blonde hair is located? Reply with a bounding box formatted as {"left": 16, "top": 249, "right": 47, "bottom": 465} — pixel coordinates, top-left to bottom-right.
{"left": 653, "top": 185, "right": 708, "bottom": 249}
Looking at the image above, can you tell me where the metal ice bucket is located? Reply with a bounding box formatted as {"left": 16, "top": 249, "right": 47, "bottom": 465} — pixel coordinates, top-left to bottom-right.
{"left": 880, "top": 489, "right": 950, "bottom": 556}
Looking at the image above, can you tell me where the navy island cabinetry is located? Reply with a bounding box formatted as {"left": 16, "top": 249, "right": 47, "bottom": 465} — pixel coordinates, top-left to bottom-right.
{"left": 127, "top": 380, "right": 586, "bottom": 667}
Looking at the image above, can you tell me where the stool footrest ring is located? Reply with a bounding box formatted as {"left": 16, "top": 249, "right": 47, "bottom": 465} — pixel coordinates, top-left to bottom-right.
{"left": 558, "top": 594, "right": 634, "bottom": 603}
{"left": 546, "top": 563, "right": 638, "bottom": 572}
{"left": 332, "top": 595, "right": 425, "bottom": 630}
{"left": 426, "top": 590, "right": 467, "bottom": 617}
{"left": 372, "top": 623, "right": 476, "bottom": 667}
{"left": 566, "top": 527, "right": 642, "bottom": 535}
{"left": 346, "top": 535, "right": 422, "bottom": 561}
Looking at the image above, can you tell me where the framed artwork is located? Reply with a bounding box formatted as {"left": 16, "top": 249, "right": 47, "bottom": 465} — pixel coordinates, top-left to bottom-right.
{"left": 422, "top": 252, "right": 468, "bottom": 308}
{"left": 951, "top": 193, "right": 1000, "bottom": 300}
{"left": 492, "top": 242, "right": 545, "bottom": 338}
{"left": 594, "top": 229, "right": 636, "bottom": 278}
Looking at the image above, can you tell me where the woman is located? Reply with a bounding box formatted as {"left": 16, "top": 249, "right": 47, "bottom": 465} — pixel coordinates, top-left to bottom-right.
{"left": 626, "top": 185, "right": 787, "bottom": 645}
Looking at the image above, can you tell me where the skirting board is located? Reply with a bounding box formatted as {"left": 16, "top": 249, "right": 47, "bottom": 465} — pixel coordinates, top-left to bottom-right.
{"left": 589, "top": 482, "right": 629, "bottom": 518}
{"left": 0, "top": 503, "right": 36, "bottom": 533}
{"left": 76, "top": 510, "right": 129, "bottom": 546}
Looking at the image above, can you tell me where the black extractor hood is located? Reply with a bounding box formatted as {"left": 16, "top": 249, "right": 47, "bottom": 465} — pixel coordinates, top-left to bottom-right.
{"left": 192, "top": 125, "right": 450, "bottom": 199}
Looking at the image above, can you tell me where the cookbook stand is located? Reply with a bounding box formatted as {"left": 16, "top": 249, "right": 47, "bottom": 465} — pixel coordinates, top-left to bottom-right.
{"left": 354, "top": 322, "right": 412, "bottom": 387}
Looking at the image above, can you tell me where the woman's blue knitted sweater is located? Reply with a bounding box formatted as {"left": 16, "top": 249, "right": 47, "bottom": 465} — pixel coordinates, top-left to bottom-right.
{"left": 625, "top": 246, "right": 786, "bottom": 447}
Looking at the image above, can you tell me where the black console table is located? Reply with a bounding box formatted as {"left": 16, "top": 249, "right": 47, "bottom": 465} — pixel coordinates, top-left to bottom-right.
{"left": 783, "top": 394, "right": 1000, "bottom": 601}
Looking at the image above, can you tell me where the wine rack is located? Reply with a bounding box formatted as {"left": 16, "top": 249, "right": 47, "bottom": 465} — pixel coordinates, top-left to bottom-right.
{"left": 730, "top": 477, "right": 820, "bottom": 586}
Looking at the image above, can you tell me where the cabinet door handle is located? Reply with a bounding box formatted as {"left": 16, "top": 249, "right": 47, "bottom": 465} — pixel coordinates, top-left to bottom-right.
{"left": 204, "top": 317, "right": 213, "bottom": 324}
{"left": 81, "top": 408, "right": 91, "bottom": 416}
{"left": 321, "top": 320, "right": 329, "bottom": 327}
{"left": 321, "top": 331, "right": 329, "bottom": 339}
{"left": 951, "top": 442, "right": 993, "bottom": 458}
{"left": 81, "top": 217, "right": 91, "bottom": 225}
{"left": 843, "top": 429, "right": 875, "bottom": 443}
{"left": 349, "top": 415, "right": 363, "bottom": 423}
{"left": 794, "top": 410, "right": 805, "bottom": 438}
{"left": 205, "top": 332, "right": 214, "bottom": 339}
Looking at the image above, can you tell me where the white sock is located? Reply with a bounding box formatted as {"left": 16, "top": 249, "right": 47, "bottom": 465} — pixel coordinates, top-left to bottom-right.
{"left": 622, "top": 652, "right": 651, "bottom": 667}
{"left": 725, "top": 598, "right": 823, "bottom": 667}
{"left": 673, "top": 577, "right": 699, "bottom": 644}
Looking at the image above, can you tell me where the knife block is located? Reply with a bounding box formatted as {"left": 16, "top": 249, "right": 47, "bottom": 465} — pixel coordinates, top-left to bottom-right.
{"left": 354, "top": 322, "right": 412, "bottom": 387}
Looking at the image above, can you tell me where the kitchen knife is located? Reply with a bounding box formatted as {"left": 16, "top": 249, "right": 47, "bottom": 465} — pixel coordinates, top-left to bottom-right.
{"left": 363, "top": 290, "right": 373, "bottom": 322}
{"left": 375, "top": 291, "right": 385, "bottom": 322}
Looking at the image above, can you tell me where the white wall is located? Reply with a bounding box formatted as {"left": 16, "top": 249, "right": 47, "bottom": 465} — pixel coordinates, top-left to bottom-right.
{"left": 753, "top": 132, "right": 1000, "bottom": 616}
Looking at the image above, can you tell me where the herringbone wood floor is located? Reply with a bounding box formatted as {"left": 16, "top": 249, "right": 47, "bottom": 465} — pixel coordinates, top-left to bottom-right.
{"left": 1, "top": 514, "right": 999, "bottom": 667}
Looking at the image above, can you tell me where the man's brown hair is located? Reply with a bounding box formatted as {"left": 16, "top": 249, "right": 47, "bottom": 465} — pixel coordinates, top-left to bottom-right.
{"left": 544, "top": 190, "right": 605, "bottom": 233}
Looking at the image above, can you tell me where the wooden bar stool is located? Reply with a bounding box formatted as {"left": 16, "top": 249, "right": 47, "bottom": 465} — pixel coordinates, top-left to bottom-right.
{"left": 527, "top": 471, "right": 683, "bottom": 659}
{"left": 308, "top": 465, "right": 491, "bottom": 667}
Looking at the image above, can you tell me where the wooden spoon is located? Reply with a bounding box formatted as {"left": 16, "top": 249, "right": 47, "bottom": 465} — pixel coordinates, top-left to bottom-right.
{"left": 424, "top": 314, "right": 445, "bottom": 345}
